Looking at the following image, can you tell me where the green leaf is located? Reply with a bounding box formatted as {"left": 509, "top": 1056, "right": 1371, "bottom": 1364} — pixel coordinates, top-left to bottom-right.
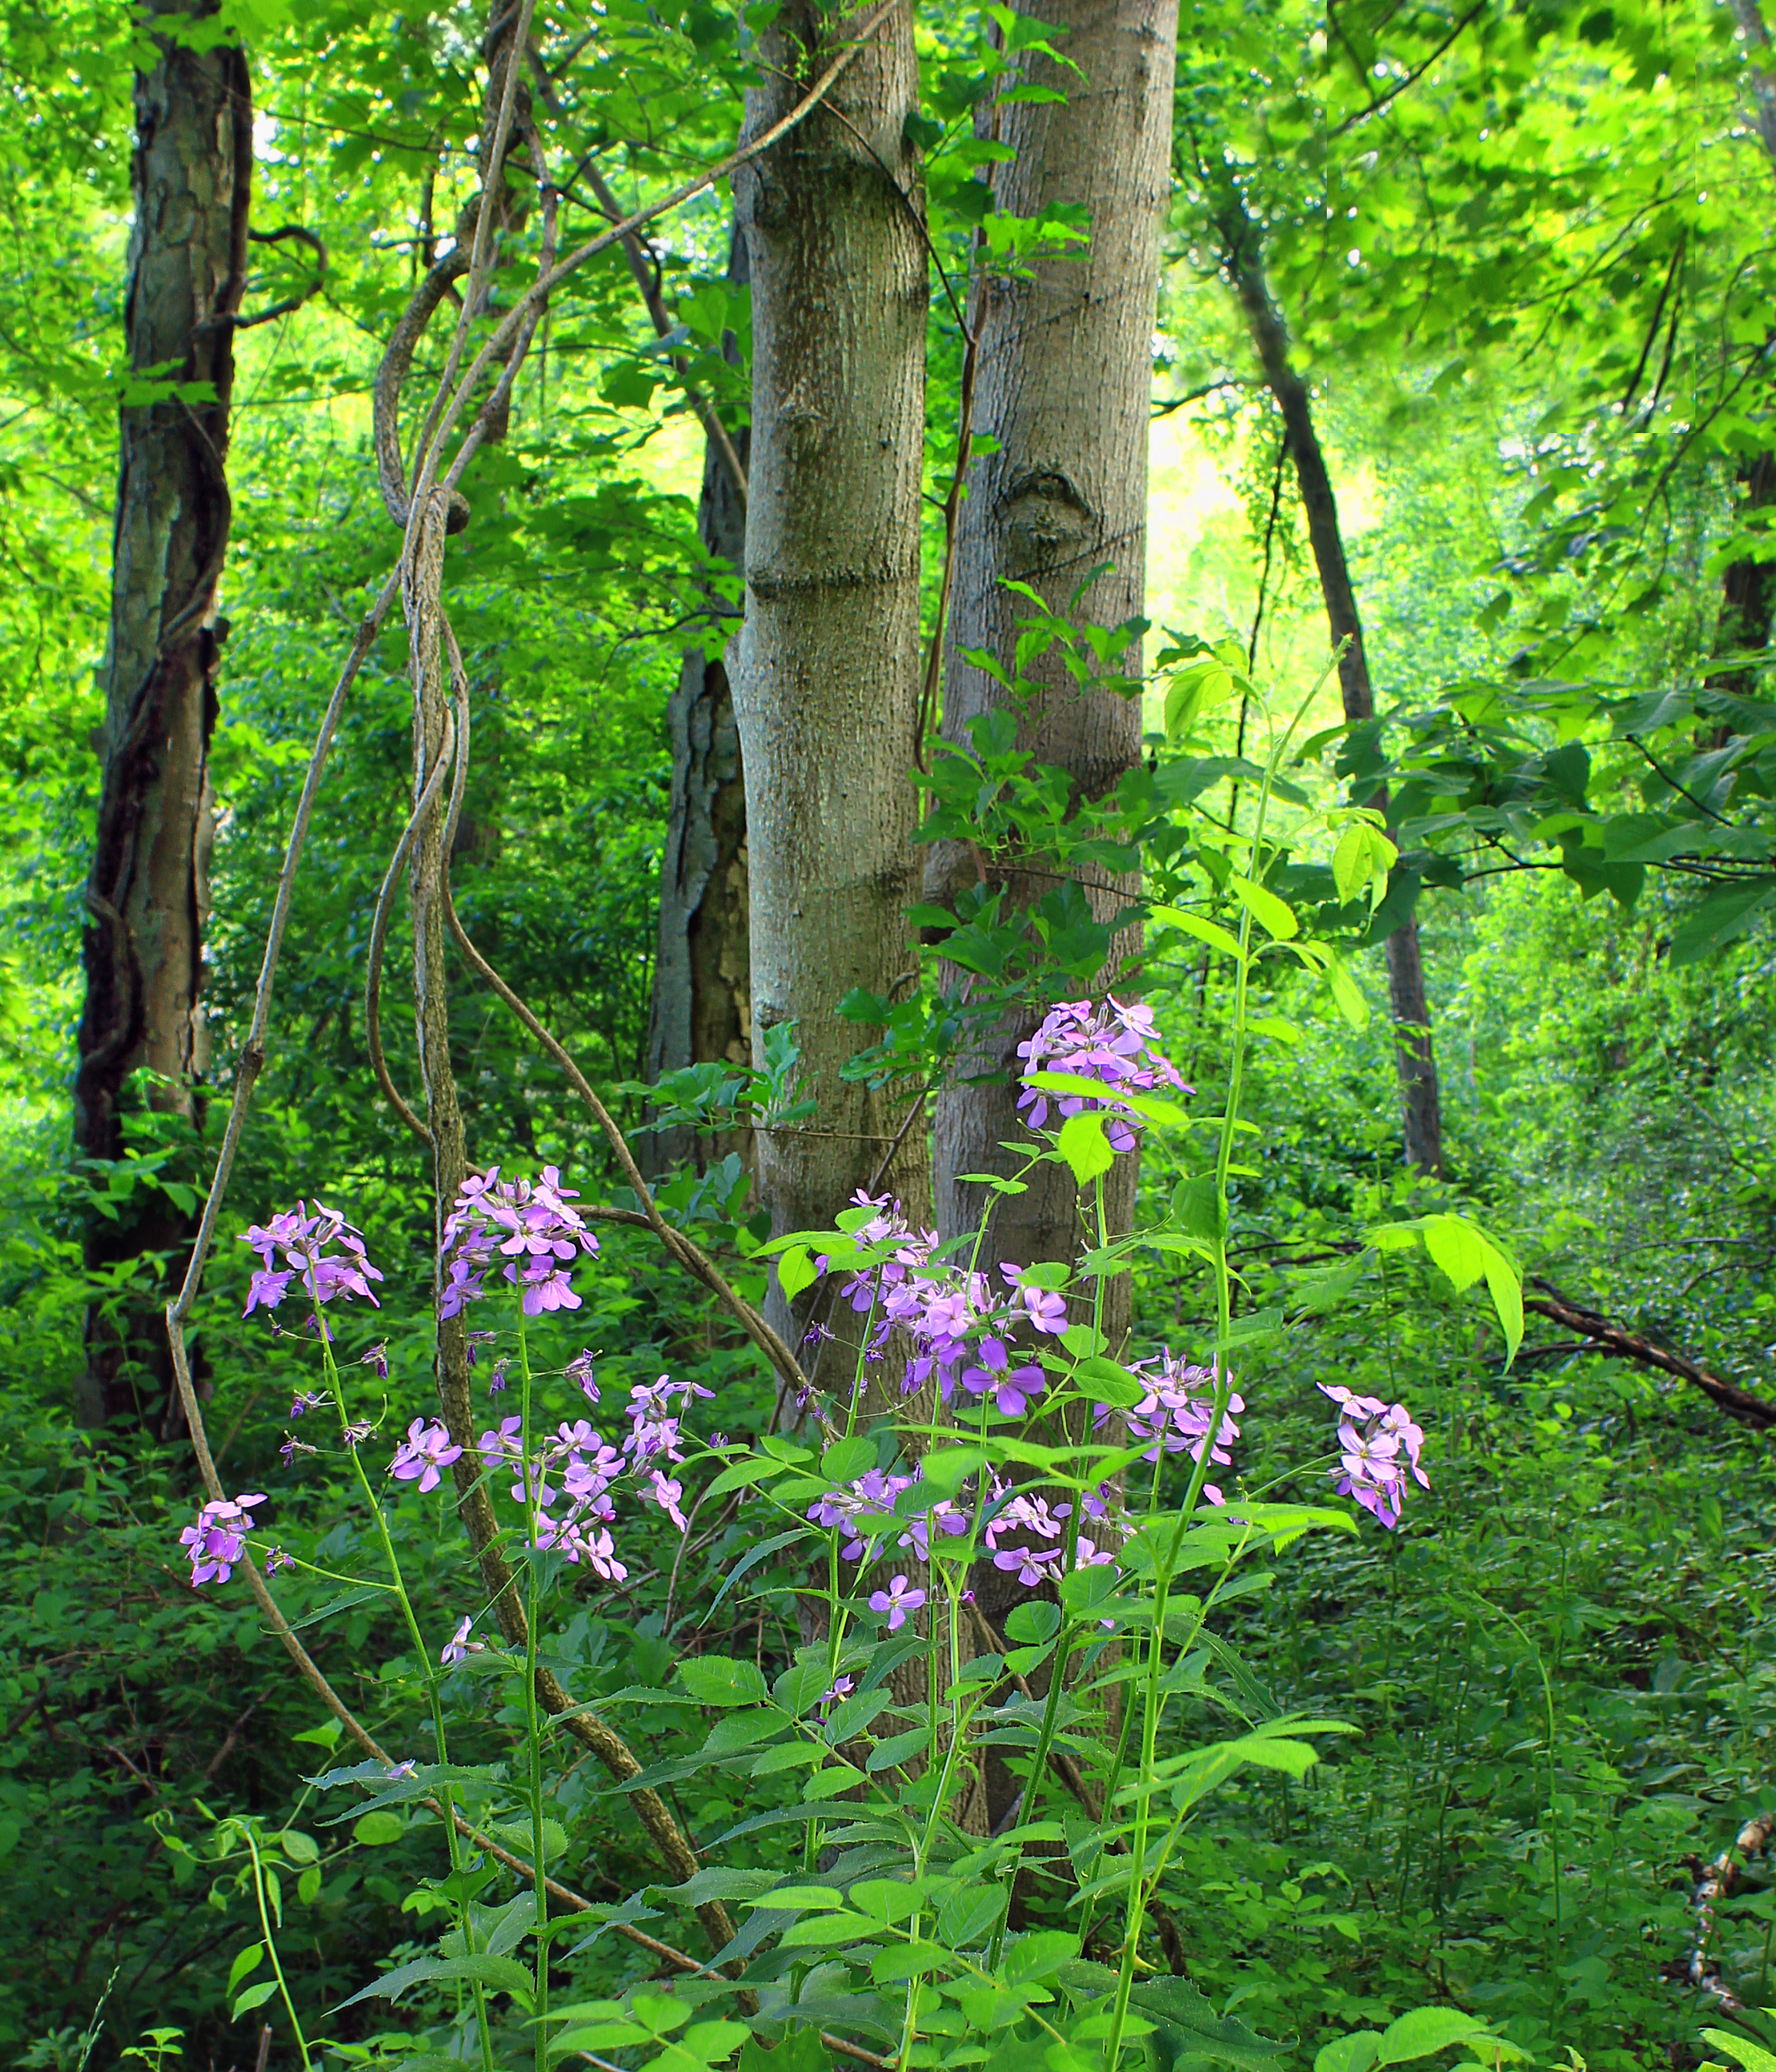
{"left": 353, "top": 1811, "right": 405, "bottom": 1847}
{"left": 1228, "top": 875, "right": 1298, "bottom": 940}
{"left": 1002, "top": 1930, "right": 1079, "bottom": 1984}
{"left": 743, "top": 1884, "right": 844, "bottom": 1909}
{"left": 231, "top": 1980, "right": 279, "bottom": 2021}
{"left": 226, "top": 1944, "right": 265, "bottom": 1997}
{"left": 677, "top": 1655, "right": 768, "bottom": 1708}
{"left": 1669, "top": 883, "right": 1776, "bottom": 966}
{"left": 1315, "top": 2037, "right": 1382, "bottom": 2072}
{"left": 1326, "top": 955, "right": 1369, "bottom": 1031}
{"left": 1701, "top": 2033, "right": 1776, "bottom": 2072}
{"left": 1057, "top": 1111, "right": 1114, "bottom": 1183}
{"left": 335, "top": 1951, "right": 535, "bottom": 2011}
{"left": 1375, "top": 2010, "right": 1500, "bottom": 2065}
{"left": 776, "top": 1244, "right": 816, "bottom": 1302}
{"left": 1150, "top": 903, "right": 1246, "bottom": 960}
{"left": 778, "top": 1908, "right": 882, "bottom": 1948}
{"left": 278, "top": 1829, "right": 319, "bottom": 1864}
{"left": 866, "top": 1726, "right": 929, "bottom": 1773}
{"left": 822, "top": 1436, "right": 876, "bottom": 1483}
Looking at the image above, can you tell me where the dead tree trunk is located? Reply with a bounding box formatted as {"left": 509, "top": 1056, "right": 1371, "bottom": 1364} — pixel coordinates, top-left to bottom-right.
{"left": 1223, "top": 209, "right": 1444, "bottom": 1177}
{"left": 645, "top": 222, "right": 752, "bottom": 1173}
{"left": 930, "top": 0, "right": 1178, "bottom": 1293}
{"left": 73, "top": 0, "right": 251, "bottom": 1428}
{"left": 730, "top": 0, "right": 932, "bottom": 1332}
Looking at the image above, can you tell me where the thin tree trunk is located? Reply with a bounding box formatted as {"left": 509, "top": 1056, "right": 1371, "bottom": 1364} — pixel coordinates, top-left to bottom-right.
{"left": 730, "top": 0, "right": 932, "bottom": 1337}
{"left": 1224, "top": 212, "right": 1444, "bottom": 1177}
{"left": 645, "top": 222, "right": 752, "bottom": 1175}
{"left": 1733, "top": 0, "right": 1776, "bottom": 169}
{"left": 73, "top": 0, "right": 251, "bottom": 1429}
{"left": 931, "top": 0, "right": 1178, "bottom": 1298}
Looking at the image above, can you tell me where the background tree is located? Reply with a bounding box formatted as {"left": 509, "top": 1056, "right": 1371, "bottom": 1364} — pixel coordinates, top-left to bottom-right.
{"left": 73, "top": 0, "right": 251, "bottom": 1429}
{"left": 930, "top": 0, "right": 1179, "bottom": 1289}
{"left": 730, "top": 0, "right": 932, "bottom": 1329}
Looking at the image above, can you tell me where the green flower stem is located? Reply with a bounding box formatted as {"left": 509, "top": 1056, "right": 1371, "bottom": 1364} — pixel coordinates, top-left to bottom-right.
{"left": 314, "top": 1325, "right": 495, "bottom": 2072}
{"left": 519, "top": 1321, "right": 549, "bottom": 2072}
{"left": 241, "top": 1823, "right": 311, "bottom": 2071}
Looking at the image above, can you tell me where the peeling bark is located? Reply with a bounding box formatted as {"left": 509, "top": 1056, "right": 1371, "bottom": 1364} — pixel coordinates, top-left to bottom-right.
{"left": 730, "top": 0, "right": 932, "bottom": 1340}
{"left": 73, "top": 0, "right": 251, "bottom": 1428}
{"left": 1223, "top": 215, "right": 1444, "bottom": 1177}
{"left": 645, "top": 223, "right": 752, "bottom": 1174}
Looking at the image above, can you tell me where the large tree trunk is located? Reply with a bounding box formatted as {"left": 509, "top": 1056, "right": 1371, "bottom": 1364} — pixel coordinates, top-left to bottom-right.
{"left": 73, "top": 0, "right": 251, "bottom": 1429}
{"left": 730, "top": 0, "right": 931, "bottom": 1334}
{"left": 930, "top": 0, "right": 1178, "bottom": 1297}
{"left": 1224, "top": 218, "right": 1445, "bottom": 1178}
{"left": 644, "top": 223, "right": 752, "bottom": 1174}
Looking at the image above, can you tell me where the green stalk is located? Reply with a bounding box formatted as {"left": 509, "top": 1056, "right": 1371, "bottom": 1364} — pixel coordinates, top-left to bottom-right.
{"left": 1099, "top": 660, "right": 1333, "bottom": 2072}
{"left": 519, "top": 1320, "right": 548, "bottom": 2072}
{"left": 315, "top": 1322, "right": 496, "bottom": 2072}
{"left": 241, "top": 1825, "right": 311, "bottom": 2072}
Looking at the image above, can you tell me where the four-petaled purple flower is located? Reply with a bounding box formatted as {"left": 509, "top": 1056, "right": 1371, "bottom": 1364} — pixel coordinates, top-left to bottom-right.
{"left": 566, "top": 1349, "right": 600, "bottom": 1404}
{"left": 389, "top": 1418, "right": 463, "bottom": 1495}
{"left": 1097, "top": 1354, "right": 1242, "bottom": 1501}
{"left": 178, "top": 1492, "right": 267, "bottom": 1588}
{"left": 869, "top": 1576, "right": 926, "bottom": 1632}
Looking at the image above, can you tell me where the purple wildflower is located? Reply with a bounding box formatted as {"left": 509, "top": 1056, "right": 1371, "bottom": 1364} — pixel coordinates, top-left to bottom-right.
{"left": 1321, "top": 1384, "right": 1428, "bottom": 1530}
{"left": 1098, "top": 1354, "right": 1242, "bottom": 1498}
{"left": 359, "top": 1342, "right": 389, "bottom": 1381}
{"left": 389, "top": 1418, "right": 463, "bottom": 1495}
{"left": 238, "top": 1202, "right": 383, "bottom": 1324}
{"left": 178, "top": 1492, "right": 267, "bottom": 1588}
{"left": 1016, "top": 997, "right": 1191, "bottom": 1152}
{"left": 644, "top": 1470, "right": 688, "bottom": 1534}
{"left": 465, "top": 1329, "right": 496, "bottom": 1368}
{"left": 566, "top": 1348, "right": 600, "bottom": 1403}
{"left": 814, "top": 1675, "right": 854, "bottom": 1723}
{"left": 869, "top": 1576, "right": 926, "bottom": 1633}
{"left": 289, "top": 1390, "right": 329, "bottom": 1419}
{"left": 440, "top": 1616, "right": 484, "bottom": 1668}
{"left": 439, "top": 1165, "right": 600, "bottom": 1318}
{"left": 263, "top": 1545, "right": 295, "bottom": 1576}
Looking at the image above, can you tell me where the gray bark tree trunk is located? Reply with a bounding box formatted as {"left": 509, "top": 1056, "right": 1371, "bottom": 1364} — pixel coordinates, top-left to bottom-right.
{"left": 73, "top": 0, "right": 251, "bottom": 1428}
{"left": 930, "top": 0, "right": 1178, "bottom": 1299}
{"left": 730, "top": 0, "right": 932, "bottom": 1337}
{"left": 1224, "top": 219, "right": 1445, "bottom": 1177}
{"left": 645, "top": 223, "right": 752, "bottom": 1174}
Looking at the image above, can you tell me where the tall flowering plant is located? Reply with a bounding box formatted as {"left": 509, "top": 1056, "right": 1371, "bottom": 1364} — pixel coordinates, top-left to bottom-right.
{"left": 169, "top": 651, "right": 1521, "bottom": 2072}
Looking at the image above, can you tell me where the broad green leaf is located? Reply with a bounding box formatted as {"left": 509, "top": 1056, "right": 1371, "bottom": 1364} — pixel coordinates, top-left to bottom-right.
{"left": 1229, "top": 875, "right": 1298, "bottom": 939}
{"left": 677, "top": 1655, "right": 768, "bottom": 1708}
{"left": 1315, "top": 2037, "right": 1381, "bottom": 2072}
{"left": 776, "top": 1244, "right": 816, "bottom": 1302}
{"left": 778, "top": 1908, "right": 881, "bottom": 1948}
{"left": 335, "top": 1951, "right": 534, "bottom": 2010}
{"left": 1701, "top": 2035, "right": 1776, "bottom": 2072}
{"left": 742, "top": 1885, "right": 844, "bottom": 1910}
{"left": 1150, "top": 903, "right": 1246, "bottom": 959}
{"left": 1057, "top": 1110, "right": 1115, "bottom": 1183}
{"left": 353, "top": 1811, "right": 405, "bottom": 1847}
{"left": 821, "top": 1436, "right": 875, "bottom": 1483}
{"left": 1326, "top": 955, "right": 1369, "bottom": 1031}
{"left": 1376, "top": 2009, "right": 1500, "bottom": 2065}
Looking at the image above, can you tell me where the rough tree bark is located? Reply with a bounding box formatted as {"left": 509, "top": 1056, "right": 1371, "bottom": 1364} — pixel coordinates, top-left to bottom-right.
{"left": 1222, "top": 213, "right": 1444, "bottom": 1177}
{"left": 73, "top": 0, "right": 251, "bottom": 1428}
{"left": 644, "top": 222, "right": 752, "bottom": 1173}
{"left": 730, "top": 0, "right": 932, "bottom": 1325}
{"left": 930, "top": 0, "right": 1178, "bottom": 1294}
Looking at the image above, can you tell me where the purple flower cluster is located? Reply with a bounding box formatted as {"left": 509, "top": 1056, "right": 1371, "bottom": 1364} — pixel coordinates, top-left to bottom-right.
{"left": 440, "top": 1166, "right": 600, "bottom": 1319}
{"left": 1016, "top": 997, "right": 1190, "bottom": 1153}
{"left": 179, "top": 1492, "right": 267, "bottom": 1588}
{"left": 830, "top": 1191, "right": 1067, "bottom": 1416}
{"left": 470, "top": 1376, "right": 708, "bottom": 1578}
{"left": 1320, "top": 1386, "right": 1428, "bottom": 1530}
{"left": 239, "top": 1203, "right": 383, "bottom": 1323}
{"left": 985, "top": 1482, "right": 1119, "bottom": 1587}
{"left": 1097, "top": 1354, "right": 1243, "bottom": 1503}
{"left": 806, "top": 1466, "right": 969, "bottom": 1564}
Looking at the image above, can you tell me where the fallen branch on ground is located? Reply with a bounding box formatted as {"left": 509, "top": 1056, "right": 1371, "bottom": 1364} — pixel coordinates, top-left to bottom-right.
{"left": 1525, "top": 1279, "right": 1776, "bottom": 1429}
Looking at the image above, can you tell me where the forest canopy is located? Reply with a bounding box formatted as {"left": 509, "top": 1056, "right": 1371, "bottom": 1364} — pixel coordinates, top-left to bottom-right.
{"left": 3, "top": 4, "right": 1775, "bottom": 2072}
